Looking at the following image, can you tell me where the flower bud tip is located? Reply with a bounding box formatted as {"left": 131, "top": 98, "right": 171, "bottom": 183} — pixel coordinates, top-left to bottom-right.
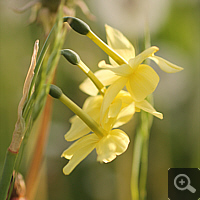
{"left": 61, "top": 49, "right": 80, "bottom": 65}
{"left": 63, "top": 17, "right": 90, "bottom": 35}
{"left": 49, "top": 84, "right": 63, "bottom": 99}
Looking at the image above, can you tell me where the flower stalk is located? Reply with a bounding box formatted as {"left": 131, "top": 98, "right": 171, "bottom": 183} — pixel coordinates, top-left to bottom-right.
{"left": 86, "top": 30, "right": 127, "bottom": 65}
{"left": 49, "top": 84, "right": 106, "bottom": 138}
{"left": 61, "top": 49, "right": 106, "bottom": 95}
{"left": 131, "top": 23, "right": 153, "bottom": 200}
{"left": 63, "top": 17, "right": 127, "bottom": 65}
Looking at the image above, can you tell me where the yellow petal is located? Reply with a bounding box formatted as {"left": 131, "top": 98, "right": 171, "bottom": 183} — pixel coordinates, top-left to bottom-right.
{"left": 65, "top": 117, "right": 91, "bottom": 141}
{"left": 149, "top": 56, "right": 183, "bottom": 73}
{"left": 105, "top": 24, "right": 135, "bottom": 62}
{"left": 128, "top": 46, "right": 159, "bottom": 68}
{"left": 126, "top": 64, "right": 159, "bottom": 101}
{"left": 69, "top": 95, "right": 103, "bottom": 124}
{"left": 98, "top": 60, "right": 115, "bottom": 69}
{"left": 135, "top": 100, "right": 163, "bottom": 119}
{"left": 114, "top": 102, "right": 135, "bottom": 128}
{"left": 108, "top": 99, "right": 122, "bottom": 118}
{"left": 62, "top": 134, "right": 99, "bottom": 175}
{"left": 79, "top": 69, "right": 119, "bottom": 96}
{"left": 99, "top": 60, "right": 133, "bottom": 76}
{"left": 96, "top": 129, "right": 130, "bottom": 163}
{"left": 100, "top": 77, "right": 128, "bottom": 121}
{"left": 66, "top": 96, "right": 103, "bottom": 141}
{"left": 82, "top": 95, "right": 103, "bottom": 111}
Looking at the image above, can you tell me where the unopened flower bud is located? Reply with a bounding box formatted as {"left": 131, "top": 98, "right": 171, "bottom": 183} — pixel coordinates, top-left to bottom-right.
{"left": 63, "top": 17, "right": 90, "bottom": 35}
{"left": 49, "top": 84, "right": 63, "bottom": 99}
{"left": 61, "top": 49, "right": 80, "bottom": 65}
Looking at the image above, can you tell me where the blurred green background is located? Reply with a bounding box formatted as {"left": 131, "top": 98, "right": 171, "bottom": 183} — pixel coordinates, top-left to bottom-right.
{"left": 0, "top": 0, "right": 199, "bottom": 199}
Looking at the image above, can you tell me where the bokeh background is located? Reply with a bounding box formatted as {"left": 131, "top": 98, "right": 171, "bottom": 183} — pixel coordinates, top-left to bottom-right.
{"left": 0, "top": 0, "right": 199, "bottom": 199}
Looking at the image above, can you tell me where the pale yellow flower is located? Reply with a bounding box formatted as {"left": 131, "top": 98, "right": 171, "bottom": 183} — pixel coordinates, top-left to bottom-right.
{"left": 80, "top": 25, "right": 183, "bottom": 119}
{"left": 65, "top": 91, "right": 135, "bottom": 141}
{"left": 49, "top": 86, "right": 130, "bottom": 175}
{"left": 62, "top": 129, "right": 129, "bottom": 174}
{"left": 61, "top": 89, "right": 163, "bottom": 175}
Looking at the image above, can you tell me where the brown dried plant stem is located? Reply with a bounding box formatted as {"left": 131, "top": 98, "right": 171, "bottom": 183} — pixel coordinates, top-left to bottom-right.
{"left": 0, "top": 40, "right": 39, "bottom": 200}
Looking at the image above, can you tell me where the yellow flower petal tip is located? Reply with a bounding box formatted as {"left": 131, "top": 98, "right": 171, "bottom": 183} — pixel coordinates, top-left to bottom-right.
{"left": 153, "top": 112, "right": 163, "bottom": 119}
{"left": 149, "top": 56, "right": 183, "bottom": 73}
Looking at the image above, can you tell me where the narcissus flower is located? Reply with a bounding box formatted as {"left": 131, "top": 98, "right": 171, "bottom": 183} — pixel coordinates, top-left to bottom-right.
{"left": 66, "top": 90, "right": 163, "bottom": 142}
{"left": 99, "top": 25, "right": 183, "bottom": 115}
{"left": 79, "top": 24, "right": 183, "bottom": 118}
{"left": 61, "top": 90, "right": 162, "bottom": 175}
{"left": 62, "top": 128, "right": 129, "bottom": 175}
{"left": 49, "top": 85, "right": 130, "bottom": 175}
{"left": 62, "top": 92, "right": 133, "bottom": 175}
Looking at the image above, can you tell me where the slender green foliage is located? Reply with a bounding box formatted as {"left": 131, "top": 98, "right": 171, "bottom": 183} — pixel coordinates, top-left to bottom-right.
{"left": 0, "top": 4, "right": 66, "bottom": 199}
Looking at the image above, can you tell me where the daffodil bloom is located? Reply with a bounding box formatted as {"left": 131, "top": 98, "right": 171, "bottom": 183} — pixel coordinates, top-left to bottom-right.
{"left": 62, "top": 92, "right": 133, "bottom": 175}
{"left": 62, "top": 128, "right": 129, "bottom": 174}
{"left": 65, "top": 91, "right": 135, "bottom": 141}
{"left": 48, "top": 85, "right": 130, "bottom": 175}
{"left": 80, "top": 24, "right": 183, "bottom": 119}
{"left": 62, "top": 90, "right": 163, "bottom": 175}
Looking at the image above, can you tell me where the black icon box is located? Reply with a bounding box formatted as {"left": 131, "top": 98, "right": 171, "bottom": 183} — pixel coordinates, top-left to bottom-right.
{"left": 168, "top": 168, "right": 200, "bottom": 200}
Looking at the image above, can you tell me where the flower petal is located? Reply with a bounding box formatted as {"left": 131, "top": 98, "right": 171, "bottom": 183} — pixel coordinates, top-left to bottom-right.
{"left": 114, "top": 102, "right": 135, "bottom": 128}
{"left": 96, "top": 129, "right": 130, "bottom": 163}
{"left": 62, "top": 134, "right": 99, "bottom": 175}
{"left": 65, "top": 117, "right": 91, "bottom": 141}
{"left": 98, "top": 60, "right": 115, "bottom": 69}
{"left": 79, "top": 69, "right": 119, "bottom": 96}
{"left": 149, "top": 56, "right": 183, "bottom": 73}
{"left": 128, "top": 46, "right": 159, "bottom": 68}
{"left": 108, "top": 99, "right": 122, "bottom": 118}
{"left": 105, "top": 24, "right": 135, "bottom": 62}
{"left": 135, "top": 100, "right": 163, "bottom": 119}
{"left": 100, "top": 77, "right": 128, "bottom": 121}
{"left": 99, "top": 60, "right": 133, "bottom": 76}
{"left": 126, "top": 64, "right": 159, "bottom": 101}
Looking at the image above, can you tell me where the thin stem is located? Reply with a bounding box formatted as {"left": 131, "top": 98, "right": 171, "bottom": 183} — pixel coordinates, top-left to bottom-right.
{"left": 0, "top": 151, "right": 17, "bottom": 200}
{"left": 59, "top": 93, "right": 106, "bottom": 138}
{"left": 26, "top": 95, "right": 53, "bottom": 200}
{"left": 87, "top": 30, "right": 128, "bottom": 65}
{"left": 139, "top": 107, "right": 152, "bottom": 200}
{"left": 131, "top": 18, "right": 152, "bottom": 200}
{"left": 139, "top": 20, "right": 153, "bottom": 200}
{"left": 131, "top": 131, "right": 142, "bottom": 200}
{"left": 77, "top": 61, "right": 106, "bottom": 95}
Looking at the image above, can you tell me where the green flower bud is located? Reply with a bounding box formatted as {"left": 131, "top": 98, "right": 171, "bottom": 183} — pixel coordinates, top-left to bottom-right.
{"left": 63, "top": 17, "right": 90, "bottom": 35}
{"left": 61, "top": 49, "right": 80, "bottom": 65}
{"left": 49, "top": 84, "right": 63, "bottom": 99}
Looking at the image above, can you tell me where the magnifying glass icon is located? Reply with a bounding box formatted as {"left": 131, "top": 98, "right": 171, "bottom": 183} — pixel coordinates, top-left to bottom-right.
{"left": 174, "top": 174, "right": 196, "bottom": 193}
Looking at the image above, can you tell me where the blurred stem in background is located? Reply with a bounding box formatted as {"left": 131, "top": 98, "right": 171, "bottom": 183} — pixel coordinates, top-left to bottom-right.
{"left": 25, "top": 7, "right": 67, "bottom": 200}
{"left": 131, "top": 22, "right": 153, "bottom": 200}
{"left": 0, "top": 2, "right": 66, "bottom": 199}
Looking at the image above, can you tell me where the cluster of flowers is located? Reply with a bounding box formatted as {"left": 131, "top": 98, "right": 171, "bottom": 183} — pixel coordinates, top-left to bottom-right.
{"left": 49, "top": 17, "right": 183, "bottom": 175}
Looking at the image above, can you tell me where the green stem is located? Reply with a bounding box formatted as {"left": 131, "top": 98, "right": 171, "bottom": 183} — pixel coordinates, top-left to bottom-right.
{"left": 0, "top": 150, "right": 18, "bottom": 200}
{"left": 131, "top": 131, "right": 142, "bottom": 200}
{"left": 139, "top": 108, "right": 152, "bottom": 200}
{"left": 87, "top": 30, "right": 128, "bottom": 65}
{"left": 77, "top": 61, "right": 106, "bottom": 95}
{"left": 131, "top": 21, "right": 152, "bottom": 200}
{"left": 59, "top": 93, "right": 106, "bottom": 138}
